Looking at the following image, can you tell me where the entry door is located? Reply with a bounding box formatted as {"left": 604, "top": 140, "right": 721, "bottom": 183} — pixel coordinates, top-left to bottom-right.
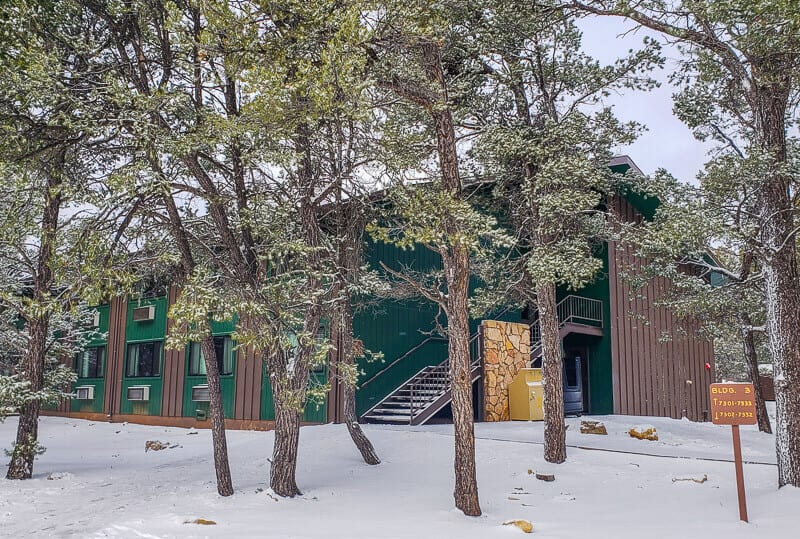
{"left": 563, "top": 346, "right": 589, "bottom": 415}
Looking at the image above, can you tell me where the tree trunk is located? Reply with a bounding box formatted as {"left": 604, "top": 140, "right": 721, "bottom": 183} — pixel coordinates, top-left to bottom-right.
{"left": 538, "top": 283, "right": 566, "bottom": 464}
{"left": 158, "top": 174, "right": 235, "bottom": 497}
{"left": 762, "top": 247, "right": 800, "bottom": 486}
{"left": 756, "top": 92, "right": 800, "bottom": 487}
{"left": 737, "top": 314, "right": 771, "bottom": 434}
{"left": 200, "top": 337, "right": 234, "bottom": 496}
{"left": 763, "top": 250, "right": 800, "bottom": 486}
{"left": 343, "top": 375, "right": 380, "bottom": 466}
{"left": 418, "top": 41, "right": 482, "bottom": 517}
{"left": 7, "top": 164, "right": 61, "bottom": 480}
{"left": 6, "top": 318, "right": 47, "bottom": 479}
{"left": 445, "top": 247, "right": 482, "bottom": 516}
{"left": 339, "top": 299, "right": 380, "bottom": 465}
{"left": 269, "top": 374, "right": 303, "bottom": 497}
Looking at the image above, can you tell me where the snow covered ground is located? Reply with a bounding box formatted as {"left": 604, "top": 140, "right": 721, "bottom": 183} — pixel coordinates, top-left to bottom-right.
{"left": 1, "top": 408, "right": 798, "bottom": 538}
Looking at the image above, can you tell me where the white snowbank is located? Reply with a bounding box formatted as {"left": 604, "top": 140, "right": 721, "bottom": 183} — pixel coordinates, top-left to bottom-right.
{"left": 0, "top": 407, "right": 797, "bottom": 538}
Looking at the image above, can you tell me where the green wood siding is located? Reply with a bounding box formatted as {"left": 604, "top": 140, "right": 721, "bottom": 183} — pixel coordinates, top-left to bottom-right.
{"left": 354, "top": 239, "right": 523, "bottom": 416}
{"left": 260, "top": 365, "right": 328, "bottom": 422}
{"left": 181, "top": 333, "right": 237, "bottom": 419}
{"left": 355, "top": 240, "right": 447, "bottom": 415}
{"left": 557, "top": 243, "right": 614, "bottom": 414}
{"left": 71, "top": 380, "right": 105, "bottom": 414}
{"left": 121, "top": 296, "right": 167, "bottom": 415}
{"left": 70, "top": 305, "right": 111, "bottom": 414}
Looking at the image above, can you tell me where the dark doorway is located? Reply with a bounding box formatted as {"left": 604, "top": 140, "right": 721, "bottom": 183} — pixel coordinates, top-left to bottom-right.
{"left": 564, "top": 345, "right": 590, "bottom": 414}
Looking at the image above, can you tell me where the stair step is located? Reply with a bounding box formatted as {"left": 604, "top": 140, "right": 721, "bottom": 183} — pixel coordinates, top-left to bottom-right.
{"left": 368, "top": 407, "right": 413, "bottom": 415}
{"left": 363, "top": 415, "right": 413, "bottom": 424}
{"left": 385, "top": 395, "right": 437, "bottom": 402}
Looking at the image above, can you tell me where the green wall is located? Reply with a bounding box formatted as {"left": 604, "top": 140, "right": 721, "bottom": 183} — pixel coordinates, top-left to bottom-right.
{"left": 556, "top": 243, "right": 614, "bottom": 414}
{"left": 70, "top": 304, "right": 110, "bottom": 414}
{"left": 353, "top": 239, "right": 526, "bottom": 416}
{"left": 182, "top": 327, "right": 237, "bottom": 420}
{"left": 120, "top": 296, "right": 167, "bottom": 415}
{"left": 260, "top": 364, "right": 328, "bottom": 422}
{"left": 354, "top": 239, "right": 450, "bottom": 416}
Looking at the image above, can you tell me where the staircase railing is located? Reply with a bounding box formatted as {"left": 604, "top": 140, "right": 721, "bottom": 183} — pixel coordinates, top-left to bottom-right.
{"left": 530, "top": 295, "right": 603, "bottom": 358}
{"left": 408, "top": 330, "right": 482, "bottom": 422}
{"left": 360, "top": 335, "right": 447, "bottom": 389}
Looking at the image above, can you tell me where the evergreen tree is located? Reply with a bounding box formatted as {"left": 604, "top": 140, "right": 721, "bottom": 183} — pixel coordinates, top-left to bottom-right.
{"left": 468, "top": 0, "right": 658, "bottom": 463}
{"left": 574, "top": 0, "right": 800, "bottom": 485}
{"left": 0, "top": 0, "right": 109, "bottom": 478}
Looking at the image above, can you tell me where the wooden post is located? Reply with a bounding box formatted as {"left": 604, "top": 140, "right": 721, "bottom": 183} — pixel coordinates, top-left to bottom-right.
{"left": 731, "top": 425, "right": 748, "bottom": 522}
{"left": 709, "top": 382, "right": 756, "bottom": 522}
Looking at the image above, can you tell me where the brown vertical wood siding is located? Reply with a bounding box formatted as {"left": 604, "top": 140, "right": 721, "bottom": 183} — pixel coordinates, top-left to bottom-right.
{"left": 104, "top": 295, "right": 128, "bottom": 416}
{"left": 234, "top": 344, "right": 262, "bottom": 420}
{"left": 160, "top": 285, "right": 184, "bottom": 417}
{"left": 609, "top": 196, "right": 715, "bottom": 421}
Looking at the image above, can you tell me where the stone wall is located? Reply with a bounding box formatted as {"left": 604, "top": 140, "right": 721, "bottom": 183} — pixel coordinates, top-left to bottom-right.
{"left": 482, "top": 320, "right": 531, "bottom": 421}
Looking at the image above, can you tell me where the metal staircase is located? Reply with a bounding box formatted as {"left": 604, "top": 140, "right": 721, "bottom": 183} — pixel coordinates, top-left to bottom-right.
{"left": 361, "top": 295, "right": 603, "bottom": 425}
{"left": 361, "top": 333, "right": 482, "bottom": 425}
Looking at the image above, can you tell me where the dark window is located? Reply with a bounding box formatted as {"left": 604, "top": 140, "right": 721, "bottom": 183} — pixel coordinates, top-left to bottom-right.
{"left": 188, "top": 336, "right": 234, "bottom": 376}
{"left": 126, "top": 341, "right": 162, "bottom": 377}
{"left": 76, "top": 347, "right": 105, "bottom": 378}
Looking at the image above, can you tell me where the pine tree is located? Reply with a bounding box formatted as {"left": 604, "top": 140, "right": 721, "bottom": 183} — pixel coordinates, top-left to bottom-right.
{"left": 0, "top": 0, "right": 109, "bottom": 478}
{"left": 574, "top": 0, "right": 800, "bottom": 486}
{"left": 468, "top": 0, "right": 658, "bottom": 463}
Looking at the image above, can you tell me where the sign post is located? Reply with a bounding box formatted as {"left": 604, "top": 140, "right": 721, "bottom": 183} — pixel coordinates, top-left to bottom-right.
{"left": 709, "top": 383, "right": 757, "bottom": 522}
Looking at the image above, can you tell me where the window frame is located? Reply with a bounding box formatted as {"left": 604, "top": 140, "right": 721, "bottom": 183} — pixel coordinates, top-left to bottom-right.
{"left": 75, "top": 346, "right": 105, "bottom": 379}
{"left": 125, "top": 341, "right": 163, "bottom": 378}
{"left": 187, "top": 336, "right": 235, "bottom": 377}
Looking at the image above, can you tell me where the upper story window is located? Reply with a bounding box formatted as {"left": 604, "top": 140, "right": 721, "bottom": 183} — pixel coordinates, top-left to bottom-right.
{"left": 188, "top": 336, "right": 234, "bottom": 376}
{"left": 76, "top": 346, "right": 105, "bottom": 378}
{"left": 126, "top": 341, "right": 162, "bottom": 377}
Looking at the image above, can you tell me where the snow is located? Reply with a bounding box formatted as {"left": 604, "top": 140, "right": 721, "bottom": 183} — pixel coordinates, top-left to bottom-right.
{"left": 1, "top": 408, "right": 799, "bottom": 538}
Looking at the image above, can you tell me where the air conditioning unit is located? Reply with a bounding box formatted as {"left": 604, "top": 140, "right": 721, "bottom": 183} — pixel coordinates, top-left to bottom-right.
{"left": 127, "top": 385, "right": 150, "bottom": 401}
{"left": 191, "top": 385, "right": 211, "bottom": 402}
{"left": 132, "top": 305, "right": 155, "bottom": 322}
{"left": 92, "top": 310, "right": 101, "bottom": 327}
{"left": 74, "top": 386, "right": 94, "bottom": 400}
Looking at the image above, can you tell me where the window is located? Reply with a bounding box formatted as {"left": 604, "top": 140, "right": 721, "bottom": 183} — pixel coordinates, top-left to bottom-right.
{"left": 188, "top": 336, "right": 234, "bottom": 376}
{"left": 76, "top": 347, "right": 105, "bottom": 378}
{"left": 126, "top": 341, "right": 162, "bottom": 377}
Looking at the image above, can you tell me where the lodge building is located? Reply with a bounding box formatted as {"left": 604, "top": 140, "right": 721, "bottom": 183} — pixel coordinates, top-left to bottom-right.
{"left": 45, "top": 157, "right": 715, "bottom": 428}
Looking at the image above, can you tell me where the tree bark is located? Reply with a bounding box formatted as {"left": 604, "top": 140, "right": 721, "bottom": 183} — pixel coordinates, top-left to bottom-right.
{"left": 6, "top": 318, "right": 47, "bottom": 479}
{"left": 762, "top": 240, "right": 800, "bottom": 486}
{"left": 338, "top": 298, "right": 380, "bottom": 465}
{"left": 538, "top": 283, "right": 566, "bottom": 464}
{"left": 755, "top": 89, "right": 800, "bottom": 487}
{"left": 270, "top": 383, "right": 303, "bottom": 497}
{"left": 737, "top": 313, "right": 771, "bottom": 434}
{"left": 200, "top": 337, "right": 234, "bottom": 496}
{"left": 420, "top": 41, "right": 481, "bottom": 517}
{"left": 7, "top": 162, "right": 62, "bottom": 480}
{"left": 445, "top": 246, "right": 481, "bottom": 516}
{"left": 264, "top": 119, "right": 325, "bottom": 497}
{"left": 158, "top": 166, "right": 234, "bottom": 497}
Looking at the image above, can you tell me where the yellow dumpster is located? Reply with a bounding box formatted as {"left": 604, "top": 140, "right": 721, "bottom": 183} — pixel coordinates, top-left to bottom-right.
{"left": 509, "top": 368, "right": 544, "bottom": 421}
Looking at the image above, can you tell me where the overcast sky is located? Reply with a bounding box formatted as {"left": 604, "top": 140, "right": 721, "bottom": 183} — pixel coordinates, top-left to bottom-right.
{"left": 577, "top": 16, "right": 714, "bottom": 182}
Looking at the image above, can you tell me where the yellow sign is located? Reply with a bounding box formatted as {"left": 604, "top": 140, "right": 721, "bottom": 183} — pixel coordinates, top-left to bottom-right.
{"left": 710, "top": 383, "right": 757, "bottom": 425}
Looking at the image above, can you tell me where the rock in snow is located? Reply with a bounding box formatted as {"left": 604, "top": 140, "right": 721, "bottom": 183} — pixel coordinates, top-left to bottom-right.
{"left": 502, "top": 519, "right": 533, "bottom": 533}
{"left": 580, "top": 420, "right": 608, "bottom": 435}
{"left": 629, "top": 426, "right": 659, "bottom": 441}
{"left": 145, "top": 440, "right": 169, "bottom": 452}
